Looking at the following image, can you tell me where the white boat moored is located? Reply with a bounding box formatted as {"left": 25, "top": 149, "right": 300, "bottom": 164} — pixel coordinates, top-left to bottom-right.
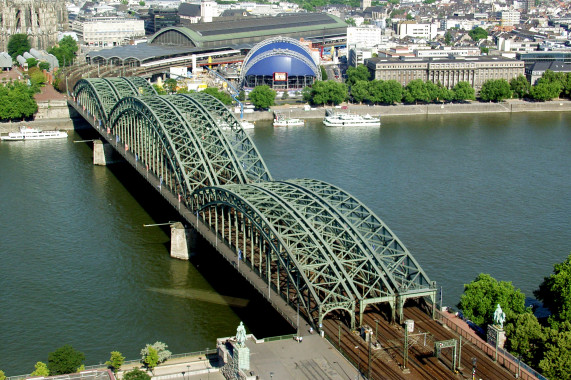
{"left": 0, "top": 126, "right": 68, "bottom": 141}
{"left": 323, "top": 110, "right": 381, "bottom": 127}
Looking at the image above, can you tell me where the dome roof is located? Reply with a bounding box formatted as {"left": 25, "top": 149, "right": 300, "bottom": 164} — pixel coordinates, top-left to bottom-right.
{"left": 240, "top": 37, "right": 320, "bottom": 83}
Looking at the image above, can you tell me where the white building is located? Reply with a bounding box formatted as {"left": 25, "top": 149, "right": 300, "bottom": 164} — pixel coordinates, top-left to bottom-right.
{"left": 347, "top": 26, "right": 383, "bottom": 49}
{"left": 79, "top": 17, "right": 145, "bottom": 47}
{"left": 414, "top": 46, "right": 481, "bottom": 58}
{"left": 501, "top": 11, "right": 520, "bottom": 26}
{"left": 201, "top": 0, "right": 219, "bottom": 22}
{"left": 348, "top": 46, "right": 372, "bottom": 67}
{"left": 397, "top": 22, "right": 438, "bottom": 40}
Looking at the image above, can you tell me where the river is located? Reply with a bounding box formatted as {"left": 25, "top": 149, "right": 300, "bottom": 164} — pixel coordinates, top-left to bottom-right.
{"left": 1, "top": 112, "right": 569, "bottom": 375}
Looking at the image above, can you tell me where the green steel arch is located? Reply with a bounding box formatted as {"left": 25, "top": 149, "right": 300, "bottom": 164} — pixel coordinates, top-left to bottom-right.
{"left": 73, "top": 77, "right": 155, "bottom": 123}
{"left": 192, "top": 183, "right": 357, "bottom": 328}
{"left": 106, "top": 93, "right": 272, "bottom": 202}
{"left": 71, "top": 75, "right": 436, "bottom": 327}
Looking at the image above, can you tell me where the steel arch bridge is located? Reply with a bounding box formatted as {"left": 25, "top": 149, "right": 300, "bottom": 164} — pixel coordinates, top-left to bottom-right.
{"left": 72, "top": 77, "right": 436, "bottom": 329}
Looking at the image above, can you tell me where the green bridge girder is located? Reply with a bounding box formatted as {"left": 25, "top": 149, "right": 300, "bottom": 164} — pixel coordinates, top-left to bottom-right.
{"left": 72, "top": 76, "right": 436, "bottom": 329}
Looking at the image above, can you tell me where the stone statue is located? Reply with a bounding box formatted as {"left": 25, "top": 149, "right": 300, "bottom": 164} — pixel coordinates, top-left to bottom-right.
{"left": 493, "top": 304, "right": 506, "bottom": 329}
{"left": 236, "top": 321, "right": 247, "bottom": 347}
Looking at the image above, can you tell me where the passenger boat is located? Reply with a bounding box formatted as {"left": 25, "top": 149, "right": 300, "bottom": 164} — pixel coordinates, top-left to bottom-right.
{"left": 323, "top": 110, "right": 381, "bottom": 127}
{"left": 0, "top": 126, "right": 68, "bottom": 141}
{"left": 240, "top": 121, "right": 255, "bottom": 129}
{"left": 273, "top": 113, "right": 304, "bottom": 127}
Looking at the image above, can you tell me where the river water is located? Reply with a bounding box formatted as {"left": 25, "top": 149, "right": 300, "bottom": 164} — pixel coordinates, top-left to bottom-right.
{"left": 1, "top": 112, "right": 569, "bottom": 375}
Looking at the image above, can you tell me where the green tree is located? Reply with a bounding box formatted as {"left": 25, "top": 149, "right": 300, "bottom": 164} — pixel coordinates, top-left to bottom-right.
{"left": 504, "top": 313, "right": 545, "bottom": 367}
{"left": 320, "top": 66, "right": 328, "bottom": 81}
{"left": 468, "top": 27, "right": 488, "bottom": 42}
{"left": 301, "top": 86, "right": 312, "bottom": 103}
{"left": 0, "top": 81, "right": 38, "bottom": 120}
{"left": 29, "top": 67, "right": 46, "bottom": 87}
{"left": 403, "top": 79, "right": 429, "bottom": 104}
{"left": 534, "top": 253, "right": 571, "bottom": 322}
{"left": 142, "top": 347, "right": 159, "bottom": 372}
{"left": 510, "top": 75, "right": 530, "bottom": 99}
{"left": 38, "top": 61, "right": 50, "bottom": 71}
{"left": 48, "top": 36, "right": 78, "bottom": 67}
{"left": 105, "top": 351, "right": 125, "bottom": 375}
{"left": 7, "top": 34, "right": 31, "bottom": 60}
{"left": 47, "top": 345, "right": 85, "bottom": 375}
{"left": 310, "top": 80, "right": 347, "bottom": 106}
{"left": 26, "top": 58, "right": 38, "bottom": 68}
{"left": 539, "top": 322, "right": 571, "bottom": 380}
{"left": 351, "top": 80, "right": 370, "bottom": 103}
{"left": 248, "top": 85, "right": 276, "bottom": 109}
{"left": 480, "top": 79, "right": 512, "bottom": 102}
{"left": 0, "top": 370, "right": 5, "bottom": 380}
{"left": 202, "top": 87, "right": 232, "bottom": 105}
{"left": 380, "top": 80, "right": 404, "bottom": 104}
{"left": 153, "top": 84, "right": 166, "bottom": 95}
{"left": 444, "top": 32, "right": 452, "bottom": 45}
{"left": 346, "top": 64, "right": 370, "bottom": 86}
{"left": 457, "top": 273, "right": 527, "bottom": 328}
{"left": 30, "top": 362, "right": 50, "bottom": 377}
{"left": 530, "top": 82, "right": 561, "bottom": 101}
{"left": 238, "top": 89, "right": 246, "bottom": 102}
{"left": 139, "top": 0, "right": 146, "bottom": 5}
{"left": 281, "top": 90, "right": 289, "bottom": 100}
{"left": 453, "top": 81, "right": 475, "bottom": 101}
{"left": 164, "top": 78, "right": 177, "bottom": 94}
{"left": 123, "top": 368, "right": 151, "bottom": 380}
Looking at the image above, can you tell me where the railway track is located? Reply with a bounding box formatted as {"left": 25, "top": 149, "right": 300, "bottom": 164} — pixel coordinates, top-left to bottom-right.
{"left": 321, "top": 304, "right": 517, "bottom": 379}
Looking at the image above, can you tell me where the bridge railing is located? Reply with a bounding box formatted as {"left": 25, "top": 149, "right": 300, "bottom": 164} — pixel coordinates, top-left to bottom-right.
{"left": 433, "top": 308, "right": 546, "bottom": 380}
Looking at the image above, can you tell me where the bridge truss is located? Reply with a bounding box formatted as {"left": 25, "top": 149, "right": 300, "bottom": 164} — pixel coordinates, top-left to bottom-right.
{"left": 72, "top": 77, "right": 436, "bottom": 329}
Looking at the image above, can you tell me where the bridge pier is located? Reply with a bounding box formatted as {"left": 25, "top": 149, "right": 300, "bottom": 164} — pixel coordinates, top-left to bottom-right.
{"left": 170, "top": 222, "right": 196, "bottom": 260}
{"left": 93, "top": 140, "right": 114, "bottom": 165}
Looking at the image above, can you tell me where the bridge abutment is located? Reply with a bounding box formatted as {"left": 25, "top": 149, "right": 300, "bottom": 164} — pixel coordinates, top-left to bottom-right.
{"left": 93, "top": 140, "right": 114, "bottom": 166}
{"left": 170, "top": 222, "right": 196, "bottom": 260}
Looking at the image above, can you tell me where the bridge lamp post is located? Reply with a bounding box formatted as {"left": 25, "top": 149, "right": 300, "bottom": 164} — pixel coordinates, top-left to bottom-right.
{"left": 354, "top": 346, "right": 360, "bottom": 380}
{"left": 471, "top": 357, "right": 476, "bottom": 380}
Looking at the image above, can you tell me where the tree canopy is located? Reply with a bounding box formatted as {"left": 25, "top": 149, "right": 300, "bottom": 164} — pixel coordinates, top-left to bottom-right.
{"left": 538, "top": 322, "right": 571, "bottom": 380}
{"left": 0, "top": 81, "right": 38, "bottom": 121}
{"left": 346, "top": 65, "right": 370, "bottom": 86}
{"left": 47, "top": 345, "right": 85, "bottom": 375}
{"left": 30, "top": 362, "right": 50, "bottom": 377}
{"left": 510, "top": 75, "right": 531, "bottom": 99}
{"left": 140, "top": 341, "right": 171, "bottom": 367}
{"left": 504, "top": 313, "right": 545, "bottom": 367}
{"left": 453, "top": 81, "right": 475, "bottom": 101}
{"left": 248, "top": 85, "right": 276, "bottom": 109}
{"left": 123, "top": 368, "right": 151, "bottom": 380}
{"left": 202, "top": 87, "right": 233, "bottom": 105}
{"left": 468, "top": 27, "right": 488, "bottom": 42}
{"left": 534, "top": 253, "right": 571, "bottom": 322}
{"left": 479, "top": 79, "right": 512, "bottom": 102}
{"left": 48, "top": 36, "right": 78, "bottom": 67}
{"left": 457, "top": 273, "right": 527, "bottom": 327}
{"left": 8, "top": 34, "right": 31, "bottom": 60}
{"left": 307, "top": 80, "right": 347, "bottom": 106}
{"left": 105, "top": 351, "right": 125, "bottom": 375}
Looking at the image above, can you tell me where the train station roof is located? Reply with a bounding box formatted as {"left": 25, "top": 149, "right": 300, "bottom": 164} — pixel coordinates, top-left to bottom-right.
{"left": 87, "top": 43, "right": 199, "bottom": 64}
{"left": 149, "top": 13, "right": 347, "bottom": 49}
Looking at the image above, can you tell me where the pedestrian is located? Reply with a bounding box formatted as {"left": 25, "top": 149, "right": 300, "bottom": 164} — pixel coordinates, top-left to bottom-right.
{"left": 300, "top": 336, "right": 303, "bottom": 343}
{"left": 309, "top": 327, "right": 313, "bottom": 333}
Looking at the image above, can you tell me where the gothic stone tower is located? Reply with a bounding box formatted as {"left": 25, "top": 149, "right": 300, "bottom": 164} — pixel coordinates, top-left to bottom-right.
{"left": 0, "top": 0, "right": 68, "bottom": 52}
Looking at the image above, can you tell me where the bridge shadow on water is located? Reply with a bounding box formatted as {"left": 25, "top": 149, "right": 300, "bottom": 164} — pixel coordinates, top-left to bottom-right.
{"left": 73, "top": 124, "right": 295, "bottom": 339}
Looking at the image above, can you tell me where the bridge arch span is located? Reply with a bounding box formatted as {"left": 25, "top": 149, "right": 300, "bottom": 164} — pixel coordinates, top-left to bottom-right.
{"left": 193, "top": 184, "right": 357, "bottom": 328}
{"left": 74, "top": 77, "right": 156, "bottom": 124}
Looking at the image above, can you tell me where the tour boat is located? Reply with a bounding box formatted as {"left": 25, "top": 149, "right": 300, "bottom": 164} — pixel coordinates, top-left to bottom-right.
{"left": 240, "top": 121, "right": 255, "bottom": 129}
{"left": 273, "top": 113, "right": 304, "bottom": 127}
{"left": 0, "top": 126, "right": 68, "bottom": 141}
{"left": 323, "top": 110, "right": 381, "bottom": 127}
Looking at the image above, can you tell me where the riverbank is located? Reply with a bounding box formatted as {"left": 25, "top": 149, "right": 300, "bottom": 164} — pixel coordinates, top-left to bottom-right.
{"left": 2, "top": 98, "right": 571, "bottom": 133}
{"left": 242, "top": 98, "right": 571, "bottom": 122}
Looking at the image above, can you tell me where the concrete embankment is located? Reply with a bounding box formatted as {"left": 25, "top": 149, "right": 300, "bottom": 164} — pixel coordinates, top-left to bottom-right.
{"left": 2, "top": 99, "right": 571, "bottom": 132}
{"left": 242, "top": 99, "right": 571, "bottom": 121}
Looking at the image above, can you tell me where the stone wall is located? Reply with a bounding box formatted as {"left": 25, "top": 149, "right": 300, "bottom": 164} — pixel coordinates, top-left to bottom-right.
{"left": 0, "top": 0, "right": 68, "bottom": 51}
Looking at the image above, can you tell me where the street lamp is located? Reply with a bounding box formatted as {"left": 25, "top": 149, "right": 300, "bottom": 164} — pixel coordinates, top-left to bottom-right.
{"left": 186, "top": 364, "right": 190, "bottom": 380}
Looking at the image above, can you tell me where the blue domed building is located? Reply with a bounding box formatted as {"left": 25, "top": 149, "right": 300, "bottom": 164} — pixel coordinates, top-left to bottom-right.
{"left": 240, "top": 37, "right": 321, "bottom": 91}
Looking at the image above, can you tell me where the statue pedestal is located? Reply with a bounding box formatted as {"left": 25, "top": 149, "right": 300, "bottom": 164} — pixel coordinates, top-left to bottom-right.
{"left": 487, "top": 324, "right": 506, "bottom": 349}
{"left": 235, "top": 346, "right": 250, "bottom": 371}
